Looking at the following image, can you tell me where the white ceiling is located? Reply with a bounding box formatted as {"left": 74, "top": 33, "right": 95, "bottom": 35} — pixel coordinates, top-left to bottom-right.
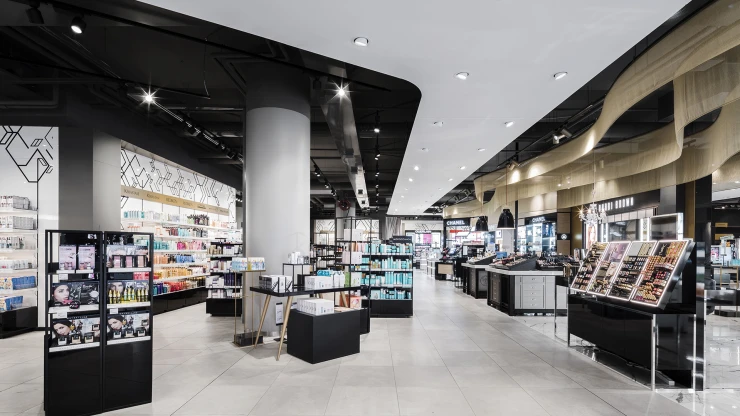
{"left": 142, "top": 0, "right": 689, "bottom": 215}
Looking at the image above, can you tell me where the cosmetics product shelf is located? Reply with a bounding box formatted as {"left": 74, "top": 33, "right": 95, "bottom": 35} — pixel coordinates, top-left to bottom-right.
{"left": 154, "top": 273, "right": 210, "bottom": 282}
{"left": 121, "top": 218, "right": 239, "bottom": 232}
{"left": 108, "top": 335, "right": 151, "bottom": 345}
{"left": 0, "top": 268, "right": 37, "bottom": 274}
{"left": 0, "top": 229, "right": 37, "bottom": 234}
{"left": 108, "top": 267, "right": 150, "bottom": 273}
{"left": 154, "top": 262, "right": 207, "bottom": 268}
{"left": 153, "top": 249, "right": 207, "bottom": 254}
{"left": 49, "top": 342, "right": 100, "bottom": 353}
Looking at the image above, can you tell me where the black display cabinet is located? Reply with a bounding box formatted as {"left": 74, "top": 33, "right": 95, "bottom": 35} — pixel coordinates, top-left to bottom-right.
{"left": 287, "top": 309, "right": 360, "bottom": 364}
{"left": 44, "top": 230, "right": 153, "bottom": 416}
{"left": 102, "top": 232, "right": 153, "bottom": 412}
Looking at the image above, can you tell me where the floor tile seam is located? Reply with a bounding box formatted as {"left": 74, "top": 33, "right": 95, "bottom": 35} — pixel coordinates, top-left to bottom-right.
{"left": 531, "top": 385, "right": 629, "bottom": 416}
{"left": 171, "top": 347, "right": 269, "bottom": 416}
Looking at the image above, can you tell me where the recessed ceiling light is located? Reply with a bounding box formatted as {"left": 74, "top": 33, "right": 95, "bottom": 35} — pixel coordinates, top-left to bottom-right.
{"left": 143, "top": 92, "right": 154, "bottom": 103}
{"left": 373, "top": 127, "right": 380, "bottom": 133}
{"left": 70, "top": 16, "right": 86, "bottom": 34}
{"left": 421, "top": 147, "right": 429, "bottom": 152}
{"left": 438, "top": 188, "right": 442, "bottom": 191}
{"left": 409, "top": 178, "right": 413, "bottom": 182}
{"left": 433, "top": 121, "right": 444, "bottom": 127}
{"left": 478, "top": 148, "right": 485, "bottom": 152}
{"left": 557, "top": 183, "right": 561, "bottom": 187}
{"left": 353, "top": 37, "right": 369, "bottom": 47}
{"left": 401, "top": 195, "right": 405, "bottom": 198}
{"left": 337, "top": 85, "right": 347, "bottom": 98}
{"left": 713, "top": 182, "right": 717, "bottom": 184}
{"left": 414, "top": 166, "right": 419, "bottom": 171}
{"left": 455, "top": 72, "right": 469, "bottom": 80}
{"left": 460, "top": 166, "right": 466, "bottom": 170}
{"left": 553, "top": 72, "right": 568, "bottom": 80}
{"left": 505, "top": 121, "right": 515, "bottom": 128}
{"left": 448, "top": 178, "right": 453, "bottom": 181}
{"left": 404, "top": 188, "right": 408, "bottom": 191}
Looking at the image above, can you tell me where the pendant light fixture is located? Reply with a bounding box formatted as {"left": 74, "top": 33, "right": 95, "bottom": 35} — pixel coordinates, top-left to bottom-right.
{"left": 497, "top": 163, "right": 515, "bottom": 229}
{"left": 578, "top": 147, "right": 607, "bottom": 226}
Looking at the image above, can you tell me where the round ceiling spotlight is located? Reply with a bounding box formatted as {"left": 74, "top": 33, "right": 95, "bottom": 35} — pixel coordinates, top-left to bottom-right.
{"left": 505, "top": 121, "right": 515, "bottom": 128}
{"left": 553, "top": 72, "right": 568, "bottom": 80}
{"left": 143, "top": 92, "right": 155, "bottom": 104}
{"left": 460, "top": 166, "right": 466, "bottom": 170}
{"left": 408, "top": 178, "right": 414, "bottom": 182}
{"left": 401, "top": 195, "right": 405, "bottom": 198}
{"left": 421, "top": 148, "right": 429, "bottom": 152}
{"left": 353, "top": 37, "right": 369, "bottom": 47}
{"left": 414, "top": 166, "right": 419, "bottom": 171}
{"left": 478, "top": 148, "right": 485, "bottom": 152}
{"left": 455, "top": 72, "right": 469, "bottom": 80}
{"left": 373, "top": 127, "right": 380, "bottom": 133}
{"left": 433, "top": 121, "right": 444, "bottom": 127}
{"left": 70, "top": 16, "right": 86, "bottom": 34}
{"left": 448, "top": 178, "right": 453, "bottom": 181}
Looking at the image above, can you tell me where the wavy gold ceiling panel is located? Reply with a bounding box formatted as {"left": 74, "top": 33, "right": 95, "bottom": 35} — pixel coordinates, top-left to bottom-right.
{"left": 456, "top": 0, "right": 740, "bottom": 220}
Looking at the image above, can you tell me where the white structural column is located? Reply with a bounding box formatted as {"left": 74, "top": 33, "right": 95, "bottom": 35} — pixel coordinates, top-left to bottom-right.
{"left": 242, "top": 64, "right": 310, "bottom": 336}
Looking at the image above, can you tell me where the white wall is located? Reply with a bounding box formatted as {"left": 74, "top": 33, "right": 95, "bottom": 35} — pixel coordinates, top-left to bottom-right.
{"left": 0, "top": 126, "right": 58, "bottom": 326}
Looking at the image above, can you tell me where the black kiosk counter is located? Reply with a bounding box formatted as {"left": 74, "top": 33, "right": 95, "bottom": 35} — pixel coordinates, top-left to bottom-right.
{"left": 486, "top": 257, "right": 566, "bottom": 316}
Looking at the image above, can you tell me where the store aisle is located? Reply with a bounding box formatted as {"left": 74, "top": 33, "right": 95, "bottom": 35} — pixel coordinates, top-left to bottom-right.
{"left": 0, "top": 272, "right": 736, "bottom": 416}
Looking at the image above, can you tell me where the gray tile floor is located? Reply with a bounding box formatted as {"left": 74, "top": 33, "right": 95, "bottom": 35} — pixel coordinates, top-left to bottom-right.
{"left": 2, "top": 271, "right": 740, "bottom": 415}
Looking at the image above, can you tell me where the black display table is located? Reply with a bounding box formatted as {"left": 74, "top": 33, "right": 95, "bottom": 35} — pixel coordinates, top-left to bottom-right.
{"left": 0, "top": 306, "right": 37, "bottom": 338}
{"left": 249, "top": 285, "right": 363, "bottom": 360}
{"left": 287, "top": 309, "right": 360, "bottom": 364}
{"left": 206, "top": 297, "right": 242, "bottom": 316}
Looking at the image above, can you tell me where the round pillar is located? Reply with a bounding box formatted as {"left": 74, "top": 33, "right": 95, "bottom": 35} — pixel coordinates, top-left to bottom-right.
{"left": 242, "top": 64, "right": 310, "bottom": 337}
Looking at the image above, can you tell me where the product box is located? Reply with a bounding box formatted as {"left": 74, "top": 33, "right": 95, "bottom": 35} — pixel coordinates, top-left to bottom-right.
{"left": 77, "top": 245, "right": 96, "bottom": 270}
{"left": 58, "top": 245, "right": 77, "bottom": 271}
{"left": 0, "top": 275, "right": 36, "bottom": 290}
{"left": 332, "top": 273, "right": 344, "bottom": 288}
{"left": 305, "top": 275, "right": 332, "bottom": 290}
{"left": 106, "top": 310, "right": 150, "bottom": 340}
{"left": 51, "top": 314, "right": 101, "bottom": 347}
{"left": 0, "top": 295, "right": 22, "bottom": 311}
{"left": 348, "top": 295, "right": 362, "bottom": 309}
{"left": 49, "top": 281, "right": 99, "bottom": 307}
{"left": 297, "top": 298, "right": 334, "bottom": 316}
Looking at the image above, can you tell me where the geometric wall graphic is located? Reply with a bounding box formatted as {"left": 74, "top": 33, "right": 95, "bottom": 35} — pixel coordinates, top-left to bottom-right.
{"left": 1, "top": 126, "right": 55, "bottom": 183}
{"left": 120, "top": 148, "right": 236, "bottom": 220}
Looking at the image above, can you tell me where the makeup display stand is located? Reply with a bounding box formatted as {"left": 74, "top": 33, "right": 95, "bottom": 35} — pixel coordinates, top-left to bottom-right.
{"left": 206, "top": 241, "right": 243, "bottom": 316}
{"left": 0, "top": 205, "right": 39, "bottom": 339}
{"left": 568, "top": 239, "right": 696, "bottom": 390}
{"left": 367, "top": 236, "right": 414, "bottom": 318}
{"left": 44, "top": 230, "right": 154, "bottom": 416}
{"left": 335, "top": 216, "right": 375, "bottom": 333}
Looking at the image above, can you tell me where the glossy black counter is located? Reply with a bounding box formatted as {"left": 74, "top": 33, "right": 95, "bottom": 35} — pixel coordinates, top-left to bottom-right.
{"left": 568, "top": 295, "right": 694, "bottom": 387}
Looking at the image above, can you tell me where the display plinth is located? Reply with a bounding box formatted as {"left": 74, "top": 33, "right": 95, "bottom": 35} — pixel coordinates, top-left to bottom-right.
{"left": 287, "top": 309, "right": 360, "bottom": 364}
{"left": 152, "top": 287, "right": 207, "bottom": 315}
{"left": 45, "top": 334, "right": 102, "bottom": 416}
{"left": 206, "top": 297, "right": 242, "bottom": 316}
{"left": 103, "top": 339, "right": 153, "bottom": 411}
{"left": 0, "top": 306, "right": 37, "bottom": 338}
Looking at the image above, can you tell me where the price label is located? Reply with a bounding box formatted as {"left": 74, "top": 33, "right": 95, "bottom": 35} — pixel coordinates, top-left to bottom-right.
{"left": 110, "top": 308, "right": 118, "bottom": 314}
{"left": 56, "top": 311, "right": 67, "bottom": 319}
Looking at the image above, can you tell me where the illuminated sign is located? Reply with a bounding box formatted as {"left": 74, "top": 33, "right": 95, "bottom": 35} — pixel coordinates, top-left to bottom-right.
{"left": 444, "top": 219, "right": 470, "bottom": 227}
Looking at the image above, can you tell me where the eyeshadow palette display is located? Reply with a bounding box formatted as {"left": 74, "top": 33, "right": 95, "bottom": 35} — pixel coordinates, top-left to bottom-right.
{"left": 570, "top": 242, "right": 608, "bottom": 292}
{"left": 606, "top": 241, "right": 657, "bottom": 300}
{"left": 106, "top": 244, "right": 150, "bottom": 269}
{"left": 105, "top": 310, "right": 150, "bottom": 340}
{"left": 50, "top": 314, "right": 101, "bottom": 348}
{"left": 632, "top": 240, "right": 689, "bottom": 306}
{"left": 49, "top": 281, "right": 100, "bottom": 307}
{"left": 587, "top": 242, "right": 630, "bottom": 296}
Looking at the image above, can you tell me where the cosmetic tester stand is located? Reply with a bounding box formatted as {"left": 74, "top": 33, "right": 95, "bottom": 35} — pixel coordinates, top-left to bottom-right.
{"left": 462, "top": 253, "right": 497, "bottom": 299}
{"left": 45, "top": 230, "right": 154, "bottom": 416}
{"left": 486, "top": 257, "right": 566, "bottom": 315}
{"left": 568, "top": 240, "right": 696, "bottom": 390}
